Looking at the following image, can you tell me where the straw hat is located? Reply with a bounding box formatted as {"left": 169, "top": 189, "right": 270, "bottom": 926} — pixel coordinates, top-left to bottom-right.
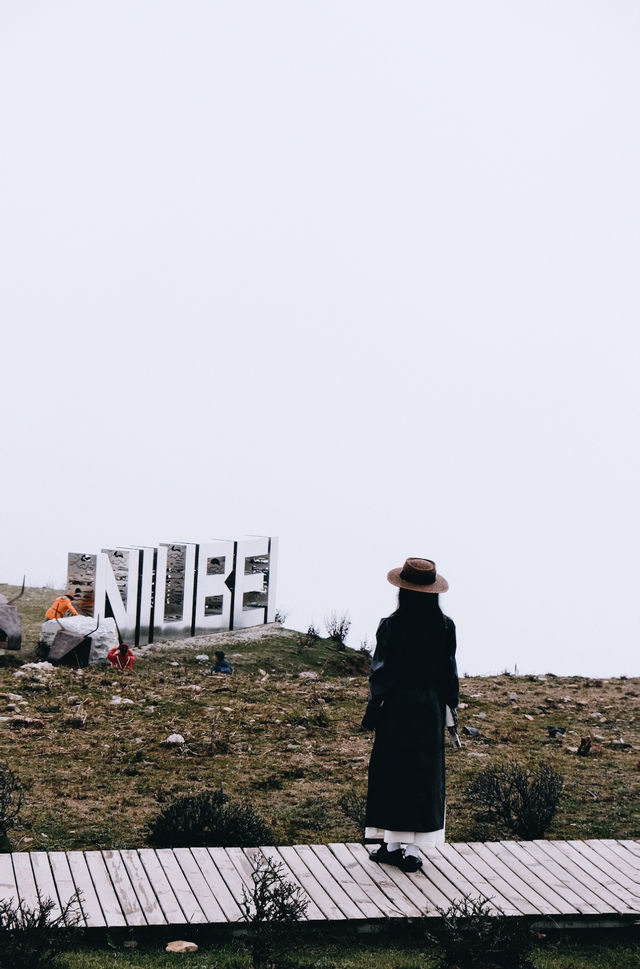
{"left": 387, "top": 557, "right": 449, "bottom": 593}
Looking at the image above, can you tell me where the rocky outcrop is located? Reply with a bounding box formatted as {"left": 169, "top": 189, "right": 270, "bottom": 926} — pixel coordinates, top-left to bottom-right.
{"left": 39, "top": 616, "right": 118, "bottom": 663}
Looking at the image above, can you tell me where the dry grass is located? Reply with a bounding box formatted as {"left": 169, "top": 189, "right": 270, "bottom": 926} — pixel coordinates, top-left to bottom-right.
{"left": 0, "top": 583, "right": 639, "bottom": 852}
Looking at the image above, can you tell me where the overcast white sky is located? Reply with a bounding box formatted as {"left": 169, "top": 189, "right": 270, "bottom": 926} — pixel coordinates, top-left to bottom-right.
{"left": 2, "top": 2, "right": 639, "bottom": 677}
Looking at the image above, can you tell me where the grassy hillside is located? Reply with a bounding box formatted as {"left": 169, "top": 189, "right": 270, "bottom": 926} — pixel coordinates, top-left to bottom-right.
{"left": 0, "top": 583, "right": 638, "bottom": 852}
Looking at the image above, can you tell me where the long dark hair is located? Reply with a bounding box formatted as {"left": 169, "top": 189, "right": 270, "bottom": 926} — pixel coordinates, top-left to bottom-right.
{"left": 392, "top": 587, "right": 452, "bottom": 659}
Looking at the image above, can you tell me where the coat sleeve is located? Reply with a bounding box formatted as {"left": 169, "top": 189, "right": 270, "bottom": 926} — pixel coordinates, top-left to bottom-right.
{"left": 442, "top": 617, "right": 460, "bottom": 720}
{"left": 360, "top": 618, "right": 391, "bottom": 729}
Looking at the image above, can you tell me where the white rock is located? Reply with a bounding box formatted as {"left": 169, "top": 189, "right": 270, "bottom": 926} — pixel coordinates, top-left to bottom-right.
{"left": 165, "top": 734, "right": 185, "bottom": 744}
{"left": 7, "top": 694, "right": 23, "bottom": 702}
{"left": 166, "top": 940, "right": 198, "bottom": 953}
{"left": 14, "top": 661, "right": 56, "bottom": 679}
{"left": 39, "top": 616, "right": 118, "bottom": 664}
{"left": 110, "top": 696, "right": 123, "bottom": 705}
{"left": 299, "top": 671, "right": 319, "bottom": 680}
{"left": 195, "top": 654, "right": 209, "bottom": 662}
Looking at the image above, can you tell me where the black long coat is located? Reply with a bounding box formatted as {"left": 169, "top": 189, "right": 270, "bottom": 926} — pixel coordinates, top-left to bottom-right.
{"left": 363, "top": 611, "right": 459, "bottom": 834}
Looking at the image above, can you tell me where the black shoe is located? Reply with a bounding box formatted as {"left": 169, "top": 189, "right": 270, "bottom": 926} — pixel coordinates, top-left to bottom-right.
{"left": 399, "top": 852, "right": 423, "bottom": 873}
{"left": 368, "top": 844, "right": 404, "bottom": 867}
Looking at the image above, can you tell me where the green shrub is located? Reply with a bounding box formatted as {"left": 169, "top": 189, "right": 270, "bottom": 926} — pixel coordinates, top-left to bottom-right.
{"left": 426, "top": 894, "right": 535, "bottom": 969}
{"left": 0, "top": 891, "right": 82, "bottom": 969}
{"left": 297, "top": 624, "right": 320, "bottom": 649}
{"left": 147, "top": 788, "right": 273, "bottom": 848}
{"left": 466, "top": 760, "right": 564, "bottom": 840}
{"left": 324, "top": 612, "right": 351, "bottom": 649}
{"left": 240, "top": 853, "right": 308, "bottom": 969}
{"left": 338, "top": 787, "right": 367, "bottom": 830}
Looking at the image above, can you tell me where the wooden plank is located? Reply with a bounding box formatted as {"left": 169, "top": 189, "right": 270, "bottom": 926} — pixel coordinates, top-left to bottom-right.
{"left": 437, "top": 844, "right": 508, "bottom": 914}
{"left": 207, "top": 847, "right": 253, "bottom": 915}
{"left": 155, "top": 849, "right": 207, "bottom": 923}
{"left": 293, "top": 845, "right": 365, "bottom": 920}
{"left": 414, "top": 849, "right": 474, "bottom": 911}
{"left": 83, "top": 851, "right": 126, "bottom": 927}
{"left": 119, "top": 850, "right": 166, "bottom": 926}
{"left": 259, "top": 845, "right": 320, "bottom": 921}
{"left": 276, "top": 845, "right": 341, "bottom": 920}
{"left": 567, "top": 841, "right": 640, "bottom": 906}
{"left": 498, "top": 842, "right": 581, "bottom": 915}
{"left": 65, "top": 853, "right": 106, "bottom": 927}
{"left": 227, "top": 846, "right": 262, "bottom": 892}
{"left": 311, "top": 844, "right": 386, "bottom": 919}
{"left": 29, "top": 852, "right": 62, "bottom": 920}
{"left": 535, "top": 841, "right": 633, "bottom": 915}
{"left": 328, "top": 843, "right": 406, "bottom": 919}
{"left": 137, "top": 849, "right": 187, "bottom": 923}
{"left": 414, "top": 848, "right": 484, "bottom": 910}
{"left": 587, "top": 841, "right": 640, "bottom": 888}
{"left": 346, "top": 843, "right": 423, "bottom": 918}
{"left": 48, "top": 852, "right": 85, "bottom": 925}
{"left": 479, "top": 843, "right": 564, "bottom": 916}
{"left": 619, "top": 840, "right": 640, "bottom": 860}
{"left": 611, "top": 841, "right": 640, "bottom": 878}
{"left": 102, "top": 851, "right": 147, "bottom": 926}
{"left": 459, "top": 843, "right": 542, "bottom": 916}
{"left": 0, "top": 854, "right": 18, "bottom": 908}
{"left": 11, "top": 852, "right": 42, "bottom": 913}
{"left": 382, "top": 854, "right": 455, "bottom": 917}
{"left": 173, "top": 848, "right": 227, "bottom": 923}
{"left": 190, "top": 847, "right": 243, "bottom": 922}
{"left": 511, "top": 842, "right": 600, "bottom": 915}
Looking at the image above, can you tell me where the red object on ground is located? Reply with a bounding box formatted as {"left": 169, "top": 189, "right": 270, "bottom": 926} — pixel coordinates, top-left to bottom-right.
{"left": 107, "top": 645, "right": 135, "bottom": 670}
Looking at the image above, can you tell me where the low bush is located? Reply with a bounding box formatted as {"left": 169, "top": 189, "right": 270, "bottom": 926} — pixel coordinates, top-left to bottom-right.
{"left": 324, "top": 612, "right": 351, "bottom": 649}
{"left": 147, "top": 788, "right": 273, "bottom": 848}
{"left": 338, "top": 787, "right": 367, "bottom": 831}
{"left": 297, "top": 624, "right": 320, "bottom": 649}
{"left": 240, "top": 853, "right": 308, "bottom": 969}
{"left": 466, "top": 760, "right": 564, "bottom": 840}
{"left": 426, "top": 894, "right": 535, "bottom": 969}
{"left": 0, "top": 891, "right": 82, "bottom": 969}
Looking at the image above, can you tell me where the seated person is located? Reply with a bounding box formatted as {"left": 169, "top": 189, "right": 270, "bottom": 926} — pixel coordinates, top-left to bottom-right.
{"left": 107, "top": 641, "right": 135, "bottom": 670}
{"left": 45, "top": 594, "right": 78, "bottom": 621}
{"left": 211, "top": 649, "right": 233, "bottom": 674}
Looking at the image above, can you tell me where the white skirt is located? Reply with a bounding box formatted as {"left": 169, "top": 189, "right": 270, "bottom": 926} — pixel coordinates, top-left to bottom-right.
{"left": 364, "top": 806, "right": 446, "bottom": 847}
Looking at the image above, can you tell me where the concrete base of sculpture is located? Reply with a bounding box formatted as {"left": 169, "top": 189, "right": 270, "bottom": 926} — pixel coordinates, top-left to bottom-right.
{"left": 39, "top": 617, "right": 118, "bottom": 664}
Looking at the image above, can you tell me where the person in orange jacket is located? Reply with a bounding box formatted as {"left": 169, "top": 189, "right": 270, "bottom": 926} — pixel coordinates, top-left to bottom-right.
{"left": 45, "top": 595, "right": 78, "bottom": 621}
{"left": 107, "top": 642, "right": 135, "bottom": 670}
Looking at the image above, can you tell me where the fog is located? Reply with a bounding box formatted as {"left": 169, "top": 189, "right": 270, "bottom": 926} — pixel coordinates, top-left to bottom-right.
{"left": 2, "top": 2, "right": 639, "bottom": 676}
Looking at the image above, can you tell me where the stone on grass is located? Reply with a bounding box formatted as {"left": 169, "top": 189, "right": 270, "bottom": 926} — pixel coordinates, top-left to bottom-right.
{"left": 165, "top": 733, "right": 185, "bottom": 744}
{"left": 195, "top": 654, "right": 209, "bottom": 662}
{"left": 39, "top": 616, "right": 118, "bottom": 663}
{"left": 166, "top": 940, "right": 198, "bottom": 953}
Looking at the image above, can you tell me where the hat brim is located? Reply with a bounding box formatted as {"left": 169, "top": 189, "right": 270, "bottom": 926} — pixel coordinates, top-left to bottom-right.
{"left": 387, "top": 568, "right": 449, "bottom": 594}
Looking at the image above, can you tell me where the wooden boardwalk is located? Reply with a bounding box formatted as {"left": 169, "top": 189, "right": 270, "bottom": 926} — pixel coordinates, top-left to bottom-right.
{"left": 1, "top": 840, "right": 639, "bottom": 931}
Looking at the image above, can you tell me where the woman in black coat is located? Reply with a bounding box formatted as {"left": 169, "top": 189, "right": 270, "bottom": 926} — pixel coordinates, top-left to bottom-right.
{"left": 362, "top": 557, "right": 460, "bottom": 872}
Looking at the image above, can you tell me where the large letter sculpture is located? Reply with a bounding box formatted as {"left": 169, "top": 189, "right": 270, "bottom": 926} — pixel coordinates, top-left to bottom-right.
{"left": 66, "top": 536, "right": 278, "bottom": 646}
